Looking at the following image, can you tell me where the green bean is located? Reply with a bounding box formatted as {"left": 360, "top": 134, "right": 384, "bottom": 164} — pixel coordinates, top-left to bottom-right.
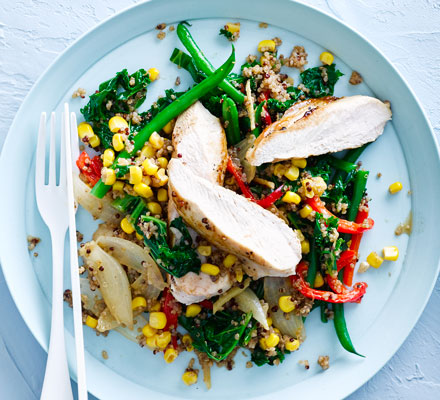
{"left": 344, "top": 144, "right": 368, "bottom": 164}
{"left": 333, "top": 304, "right": 365, "bottom": 357}
{"left": 251, "top": 101, "right": 266, "bottom": 137}
{"left": 328, "top": 157, "right": 357, "bottom": 174}
{"left": 222, "top": 95, "right": 241, "bottom": 145}
{"left": 91, "top": 48, "right": 237, "bottom": 198}
{"left": 320, "top": 303, "right": 328, "bottom": 323}
{"left": 177, "top": 23, "right": 245, "bottom": 104}
{"left": 347, "top": 170, "right": 369, "bottom": 222}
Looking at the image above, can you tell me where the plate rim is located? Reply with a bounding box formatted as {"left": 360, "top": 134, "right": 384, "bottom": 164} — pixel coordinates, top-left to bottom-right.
{"left": 1, "top": 0, "right": 439, "bottom": 399}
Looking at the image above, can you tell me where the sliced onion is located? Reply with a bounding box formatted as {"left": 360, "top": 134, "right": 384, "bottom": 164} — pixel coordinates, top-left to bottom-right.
{"left": 237, "top": 136, "right": 256, "bottom": 182}
{"left": 79, "top": 241, "right": 133, "bottom": 328}
{"left": 115, "top": 314, "right": 148, "bottom": 343}
{"left": 131, "top": 272, "right": 161, "bottom": 300}
{"left": 212, "top": 278, "right": 250, "bottom": 314}
{"left": 92, "top": 223, "right": 116, "bottom": 241}
{"left": 73, "top": 174, "right": 122, "bottom": 225}
{"left": 80, "top": 277, "right": 104, "bottom": 316}
{"left": 264, "top": 277, "right": 306, "bottom": 341}
{"left": 96, "top": 235, "right": 166, "bottom": 292}
{"left": 235, "top": 288, "right": 269, "bottom": 330}
{"left": 97, "top": 308, "right": 120, "bottom": 332}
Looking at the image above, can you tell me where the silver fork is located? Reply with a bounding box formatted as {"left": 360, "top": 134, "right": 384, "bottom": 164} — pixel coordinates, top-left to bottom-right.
{"left": 35, "top": 110, "right": 73, "bottom": 400}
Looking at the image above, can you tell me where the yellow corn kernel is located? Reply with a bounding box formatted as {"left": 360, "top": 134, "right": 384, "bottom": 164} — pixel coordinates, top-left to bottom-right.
{"left": 112, "top": 133, "right": 125, "bottom": 152}
{"left": 278, "top": 296, "right": 295, "bottom": 313}
{"left": 186, "top": 304, "right": 202, "bottom": 318}
{"left": 141, "top": 143, "right": 156, "bottom": 158}
{"left": 291, "top": 158, "right": 307, "bottom": 169}
{"left": 302, "top": 178, "right": 315, "bottom": 198}
{"left": 147, "top": 201, "right": 162, "bottom": 215}
{"left": 103, "top": 149, "right": 115, "bottom": 167}
{"left": 266, "top": 317, "right": 273, "bottom": 327}
{"left": 367, "top": 251, "right": 384, "bottom": 269}
{"left": 285, "top": 338, "right": 300, "bottom": 352}
{"left": 273, "top": 163, "right": 287, "bottom": 177}
{"left": 131, "top": 296, "right": 147, "bottom": 310}
{"left": 102, "top": 168, "right": 116, "bottom": 186}
{"left": 156, "top": 331, "right": 172, "bottom": 349}
{"left": 182, "top": 334, "right": 194, "bottom": 351}
{"left": 149, "top": 311, "right": 167, "bottom": 330}
{"left": 88, "top": 135, "right": 100, "bottom": 148}
{"left": 109, "top": 116, "right": 129, "bottom": 133}
{"left": 223, "top": 254, "right": 237, "bottom": 268}
{"left": 129, "top": 166, "right": 143, "bottom": 185}
{"left": 258, "top": 39, "right": 276, "bottom": 53}
{"left": 284, "top": 165, "right": 300, "bottom": 181}
{"left": 259, "top": 337, "right": 268, "bottom": 350}
{"left": 148, "top": 67, "right": 160, "bottom": 81}
{"left": 197, "top": 245, "right": 212, "bottom": 257}
{"left": 150, "top": 301, "right": 161, "bottom": 312}
{"left": 320, "top": 51, "right": 334, "bottom": 65}
{"left": 157, "top": 157, "right": 168, "bottom": 169}
{"left": 301, "top": 239, "right": 310, "bottom": 254}
{"left": 112, "top": 180, "right": 124, "bottom": 192}
{"left": 136, "top": 232, "right": 143, "bottom": 241}
{"left": 157, "top": 188, "right": 168, "bottom": 202}
{"left": 182, "top": 370, "right": 198, "bottom": 386}
{"left": 295, "top": 229, "right": 305, "bottom": 242}
{"left": 164, "top": 347, "right": 178, "bottom": 363}
{"left": 77, "top": 122, "right": 94, "bottom": 140}
{"left": 235, "top": 267, "right": 243, "bottom": 283}
{"left": 282, "top": 191, "right": 301, "bottom": 204}
{"left": 254, "top": 177, "right": 275, "bottom": 190}
{"left": 142, "top": 324, "right": 157, "bottom": 338}
{"left": 154, "top": 168, "right": 169, "bottom": 187}
{"left": 133, "top": 183, "right": 153, "bottom": 198}
{"left": 162, "top": 119, "right": 175, "bottom": 134}
{"left": 314, "top": 272, "right": 324, "bottom": 288}
{"left": 142, "top": 175, "right": 152, "bottom": 186}
{"left": 273, "top": 328, "right": 281, "bottom": 334}
{"left": 383, "top": 246, "right": 399, "bottom": 261}
{"left": 142, "top": 158, "right": 159, "bottom": 175}
{"left": 149, "top": 131, "right": 164, "bottom": 149}
{"left": 265, "top": 332, "right": 280, "bottom": 348}
{"left": 120, "top": 217, "right": 135, "bottom": 234}
{"left": 225, "top": 22, "right": 241, "bottom": 34}
{"left": 85, "top": 315, "right": 98, "bottom": 329}
{"left": 201, "top": 263, "right": 220, "bottom": 276}
{"left": 389, "top": 181, "right": 403, "bottom": 194}
{"left": 145, "top": 335, "right": 158, "bottom": 349}
{"left": 299, "top": 205, "right": 313, "bottom": 218}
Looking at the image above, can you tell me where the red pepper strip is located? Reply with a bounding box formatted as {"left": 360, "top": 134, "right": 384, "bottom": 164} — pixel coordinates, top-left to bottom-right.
{"left": 290, "top": 262, "right": 368, "bottom": 303}
{"left": 256, "top": 184, "right": 285, "bottom": 208}
{"left": 260, "top": 92, "right": 272, "bottom": 126}
{"left": 326, "top": 273, "right": 364, "bottom": 304}
{"left": 162, "top": 288, "right": 179, "bottom": 331}
{"left": 344, "top": 209, "right": 369, "bottom": 286}
{"left": 199, "top": 299, "right": 213, "bottom": 309}
{"left": 336, "top": 250, "right": 357, "bottom": 272}
{"left": 226, "top": 158, "right": 256, "bottom": 200}
{"left": 76, "top": 151, "right": 102, "bottom": 187}
{"left": 305, "top": 196, "right": 374, "bottom": 234}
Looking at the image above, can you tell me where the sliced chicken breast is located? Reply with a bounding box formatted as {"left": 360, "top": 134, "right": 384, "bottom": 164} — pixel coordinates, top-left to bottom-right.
{"left": 246, "top": 95, "right": 392, "bottom": 166}
{"left": 171, "top": 100, "right": 228, "bottom": 185}
{"left": 168, "top": 102, "right": 232, "bottom": 303}
{"left": 168, "top": 159, "right": 302, "bottom": 279}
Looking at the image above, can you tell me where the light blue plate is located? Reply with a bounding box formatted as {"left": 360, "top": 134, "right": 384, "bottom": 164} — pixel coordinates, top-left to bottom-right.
{"left": 0, "top": 0, "right": 439, "bottom": 399}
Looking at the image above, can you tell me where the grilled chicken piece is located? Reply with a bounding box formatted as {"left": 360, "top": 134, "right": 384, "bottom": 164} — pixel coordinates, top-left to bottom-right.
{"left": 171, "top": 100, "right": 228, "bottom": 185}
{"left": 246, "top": 95, "right": 392, "bottom": 166}
{"left": 168, "top": 159, "right": 302, "bottom": 279}
{"left": 168, "top": 102, "right": 232, "bottom": 304}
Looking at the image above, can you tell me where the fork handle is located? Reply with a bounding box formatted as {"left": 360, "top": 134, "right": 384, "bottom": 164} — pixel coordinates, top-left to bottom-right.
{"left": 41, "top": 230, "right": 73, "bottom": 400}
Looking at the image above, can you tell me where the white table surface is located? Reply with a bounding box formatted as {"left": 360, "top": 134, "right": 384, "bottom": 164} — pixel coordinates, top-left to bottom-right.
{"left": 1, "top": 0, "right": 439, "bottom": 399}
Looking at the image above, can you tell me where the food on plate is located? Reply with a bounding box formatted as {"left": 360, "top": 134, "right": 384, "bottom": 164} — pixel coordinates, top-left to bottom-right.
{"left": 66, "top": 22, "right": 397, "bottom": 386}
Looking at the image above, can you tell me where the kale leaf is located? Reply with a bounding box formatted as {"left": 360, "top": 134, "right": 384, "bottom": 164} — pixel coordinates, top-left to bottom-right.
{"left": 179, "top": 310, "right": 254, "bottom": 361}
{"left": 314, "top": 213, "right": 345, "bottom": 273}
{"left": 251, "top": 346, "right": 286, "bottom": 367}
{"left": 219, "top": 28, "right": 234, "bottom": 40}
{"left": 139, "top": 215, "right": 201, "bottom": 277}
{"left": 300, "top": 64, "right": 344, "bottom": 98}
